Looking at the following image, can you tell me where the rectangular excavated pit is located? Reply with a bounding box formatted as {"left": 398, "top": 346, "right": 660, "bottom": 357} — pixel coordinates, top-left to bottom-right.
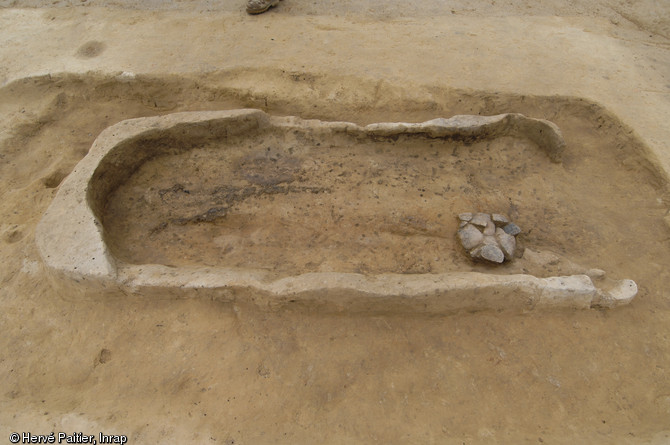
{"left": 34, "top": 107, "right": 660, "bottom": 312}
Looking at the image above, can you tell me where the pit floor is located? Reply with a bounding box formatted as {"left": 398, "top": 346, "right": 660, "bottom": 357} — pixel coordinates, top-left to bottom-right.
{"left": 1, "top": 2, "right": 670, "bottom": 444}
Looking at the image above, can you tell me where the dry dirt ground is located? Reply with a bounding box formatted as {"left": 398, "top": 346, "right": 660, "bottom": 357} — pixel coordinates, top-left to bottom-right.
{"left": 1, "top": 1, "right": 670, "bottom": 444}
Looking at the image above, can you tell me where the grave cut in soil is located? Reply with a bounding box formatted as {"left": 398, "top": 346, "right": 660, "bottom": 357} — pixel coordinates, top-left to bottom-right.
{"left": 36, "top": 108, "right": 663, "bottom": 310}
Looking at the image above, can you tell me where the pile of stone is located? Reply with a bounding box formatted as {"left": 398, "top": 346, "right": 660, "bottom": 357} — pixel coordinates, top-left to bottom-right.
{"left": 457, "top": 212, "right": 520, "bottom": 264}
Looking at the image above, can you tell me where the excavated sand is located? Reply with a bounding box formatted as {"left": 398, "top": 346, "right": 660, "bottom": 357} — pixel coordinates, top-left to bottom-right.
{"left": 1, "top": 3, "right": 670, "bottom": 443}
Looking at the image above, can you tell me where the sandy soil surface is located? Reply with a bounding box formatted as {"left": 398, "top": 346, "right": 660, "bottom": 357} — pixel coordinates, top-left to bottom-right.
{"left": 1, "top": 0, "right": 669, "bottom": 39}
{"left": 1, "top": 1, "right": 670, "bottom": 444}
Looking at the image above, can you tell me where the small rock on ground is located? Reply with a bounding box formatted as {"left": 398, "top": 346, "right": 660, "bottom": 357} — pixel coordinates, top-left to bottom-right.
{"left": 456, "top": 212, "right": 521, "bottom": 264}
{"left": 459, "top": 212, "right": 473, "bottom": 222}
{"left": 496, "top": 227, "right": 516, "bottom": 260}
{"left": 480, "top": 244, "right": 505, "bottom": 263}
{"left": 458, "top": 224, "right": 484, "bottom": 250}
{"left": 470, "top": 212, "right": 491, "bottom": 227}
{"left": 503, "top": 222, "right": 521, "bottom": 236}
{"left": 483, "top": 221, "right": 496, "bottom": 236}
{"left": 492, "top": 213, "right": 509, "bottom": 226}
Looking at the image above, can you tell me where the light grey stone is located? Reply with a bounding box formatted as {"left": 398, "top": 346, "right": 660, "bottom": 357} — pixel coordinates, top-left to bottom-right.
{"left": 482, "top": 235, "right": 498, "bottom": 246}
{"left": 496, "top": 227, "right": 516, "bottom": 260}
{"left": 492, "top": 213, "right": 509, "bottom": 226}
{"left": 470, "top": 212, "right": 491, "bottom": 227}
{"left": 458, "top": 212, "right": 473, "bottom": 222}
{"left": 586, "top": 268, "right": 606, "bottom": 280}
{"left": 457, "top": 224, "right": 484, "bottom": 250}
{"left": 480, "top": 244, "right": 505, "bottom": 263}
{"left": 469, "top": 246, "right": 482, "bottom": 260}
{"left": 483, "top": 220, "right": 496, "bottom": 236}
{"left": 503, "top": 222, "right": 521, "bottom": 236}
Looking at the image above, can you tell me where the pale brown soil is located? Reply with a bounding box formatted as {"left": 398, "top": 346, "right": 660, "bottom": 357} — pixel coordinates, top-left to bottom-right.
{"left": 2, "top": 0, "right": 668, "bottom": 39}
{"left": 1, "top": 72, "right": 670, "bottom": 444}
